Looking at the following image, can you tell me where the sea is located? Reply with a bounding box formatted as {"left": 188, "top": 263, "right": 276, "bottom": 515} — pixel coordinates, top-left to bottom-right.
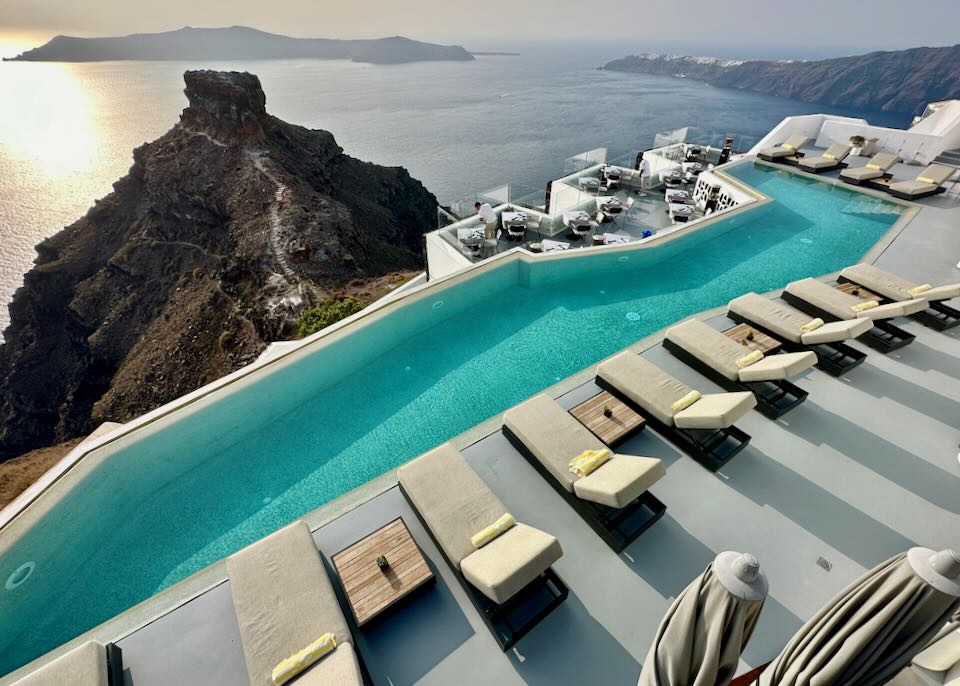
{"left": 0, "top": 42, "right": 908, "bottom": 338}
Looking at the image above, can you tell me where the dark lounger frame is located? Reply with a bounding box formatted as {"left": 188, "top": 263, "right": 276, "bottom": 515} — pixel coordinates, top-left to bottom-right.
{"left": 887, "top": 185, "right": 947, "bottom": 201}
{"left": 781, "top": 290, "right": 915, "bottom": 353}
{"left": 398, "top": 484, "right": 568, "bottom": 652}
{"left": 595, "top": 377, "right": 751, "bottom": 472}
{"left": 842, "top": 171, "right": 892, "bottom": 187}
{"left": 502, "top": 425, "right": 666, "bottom": 553}
{"left": 106, "top": 643, "right": 123, "bottom": 686}
{"left": 797, "top": 161, "right": 849, "bottom": 174}
{"left": 726, "top": 310, "right": 866, "bottom": 377}
{"left": 662, "top": 338, "right": 808, "bottom": 420}
{"left": 837, "top": 276, "right": 960, "bottom": 331}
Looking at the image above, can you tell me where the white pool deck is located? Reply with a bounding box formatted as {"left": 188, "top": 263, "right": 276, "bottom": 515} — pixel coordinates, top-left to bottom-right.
{"left": 3, "top": 157, "right": 960, "bottom": 685}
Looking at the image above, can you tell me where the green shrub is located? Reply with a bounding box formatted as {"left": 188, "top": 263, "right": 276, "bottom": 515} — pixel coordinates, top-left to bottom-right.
{"left": 298, "top": 297, "right": 366, "bottom": 337}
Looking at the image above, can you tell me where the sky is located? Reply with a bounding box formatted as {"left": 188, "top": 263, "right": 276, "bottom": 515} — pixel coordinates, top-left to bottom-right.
{"left": 2, "top": 0, "right": 960, "bottom": 60}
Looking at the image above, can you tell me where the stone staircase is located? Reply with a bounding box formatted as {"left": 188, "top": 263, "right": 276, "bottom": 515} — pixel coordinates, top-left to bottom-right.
{"left": 933, "top": 148, "right": 960, "bottom": 169}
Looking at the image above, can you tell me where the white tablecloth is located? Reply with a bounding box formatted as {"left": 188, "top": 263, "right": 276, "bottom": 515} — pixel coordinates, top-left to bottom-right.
{"left": 457, "top": 227, "right": 484, "bottom": 242}
{"left": 541, "top": 239, "right": 570, "bottom": 252}
{"left": 578, "top": 177, "right": 601, "bottom": 191}
{"left": 563, "top": 210, "right": 593, "bottom": 227}
{"left": 501, "top": 211, "right": 528, "bottom": 227}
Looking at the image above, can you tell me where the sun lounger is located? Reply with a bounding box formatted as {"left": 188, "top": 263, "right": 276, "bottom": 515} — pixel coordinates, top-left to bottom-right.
{"left": 840, "top": 152, "right": 900, "bottom": 186}
{"left": 886, "top": 164, "right": 955, "bottom": 200}
{"left": 782, "top": 277, "right": 924, "bottom": 352}
{"left": 227, "top": 520, "right": 364, "bottom": 686}
{"left": 757, "top": 134, "right": 810, "bottom": 162}
{"left": 728, "top": 292, "right": 872, "bottom": 376}
{"left": 398, "top": 443, "right": 566, "bottom": 651}
{"left": 12, "top": 641, "right": 123, "bottom": 686}
{"left": 596, "top": 352, "right": 755, "bottom": 471}
{"left": 503, "top": 394, "right": 666, "bottom": 552}
{"left": 798, "top": 144, "right": 852, "bottom": 173}
{"left": 839, "top": 263, "right": 960, "bottom": 331}
{"left": 663, "top": 319, "right": 815, "bottom": 419}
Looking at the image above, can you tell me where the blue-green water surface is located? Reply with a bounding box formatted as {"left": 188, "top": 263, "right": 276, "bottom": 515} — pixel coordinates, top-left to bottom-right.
{"left": 0, "top": 163, "right": 904, "bottom": 674}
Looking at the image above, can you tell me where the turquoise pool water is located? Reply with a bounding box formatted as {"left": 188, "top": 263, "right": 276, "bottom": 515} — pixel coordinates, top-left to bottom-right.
{"left": 0, "top": 162, "right": 904, "bottom": 674}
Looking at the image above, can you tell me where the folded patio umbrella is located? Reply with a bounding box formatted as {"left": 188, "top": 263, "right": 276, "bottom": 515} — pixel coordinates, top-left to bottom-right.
{"left": 639, "top": 551, "right": 768, "bottom": 686}
{"left": 759, "top": 548, "right": 960, "bottom": 686}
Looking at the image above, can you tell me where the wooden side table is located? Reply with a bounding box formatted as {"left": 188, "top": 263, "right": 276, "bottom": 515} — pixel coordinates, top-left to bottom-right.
{"left": 834, "top": 282, "right": 882, "bottom": 302}
{"left": 569, "top": 390, "right": 645, "bottom": 447}
{"left": 332, "top": 517, "right": 434, "bottom": 628}
{"left": 722, "top": 323, "right": 783, "bottom": 354}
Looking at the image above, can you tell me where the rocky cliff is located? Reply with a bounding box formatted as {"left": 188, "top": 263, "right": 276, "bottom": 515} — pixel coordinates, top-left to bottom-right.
{"left": 603, "top": 45, "right": 960, "bottom": 114}
{"left": 0, "top": 70, "right": 437, "bottom": 459}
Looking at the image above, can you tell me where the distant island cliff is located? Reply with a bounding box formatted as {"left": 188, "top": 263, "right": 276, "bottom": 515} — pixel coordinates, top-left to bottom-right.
{"left": 602, "top": 44, "right": 960, "bottom": 114}
{"left": 6, "top": 26, "right": 475, "bottom": 64}
{"left": 0, "top": 70, "right": 438, "bottom": 459}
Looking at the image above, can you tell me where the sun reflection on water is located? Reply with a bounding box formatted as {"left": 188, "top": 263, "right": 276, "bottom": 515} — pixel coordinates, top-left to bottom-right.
{"left": 0, "top": 62, "right": 100, "bottom": 178}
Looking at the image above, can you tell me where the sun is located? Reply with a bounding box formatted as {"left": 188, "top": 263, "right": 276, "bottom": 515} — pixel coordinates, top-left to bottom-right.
{"left": 0, "top": 61, "right": 100, "bottom": 178}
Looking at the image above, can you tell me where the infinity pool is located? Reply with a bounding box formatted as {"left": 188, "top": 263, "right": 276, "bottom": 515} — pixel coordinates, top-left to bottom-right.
{"left": 0, "top": 163, "right": 905, "bottom": 675}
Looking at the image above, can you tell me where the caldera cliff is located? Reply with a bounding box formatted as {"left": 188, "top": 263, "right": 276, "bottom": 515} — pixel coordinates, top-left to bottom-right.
{"left": 0, "top": 70, "right": 437, "bottom": 459}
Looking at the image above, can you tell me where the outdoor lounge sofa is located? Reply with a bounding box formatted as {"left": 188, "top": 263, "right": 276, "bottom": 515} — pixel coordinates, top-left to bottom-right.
{"left": 727, "top": 292, "right": 872, "bottom": 376}
{"left": 227, "top": 520, "right": 364, "bottom": 686}
{"left": 11, "top": 641, "right": 123, "bottom": 686}
{"left": 783, "top": 277, "right": 925, "bottom": 352}
{"left": 596, "top": 352, "right": 756, "bottom": 471}
{"left": 839, "top": 263, "right": 960, "bottom": 331}
{"left": 757, "top": 134, "right": 810, "bottom": 162}
{"left": 663, "top": 319, "right": 815, "bottom": 419}
{"left": 840, "top": 152, "right": 900, "bottom": 186}
{"left": 503, "top": 394, "right": 666, "bottom": 552}
{"left": 398, "top": 443, "right": 566, "bottom": 651}
{"left": 885, "top": 164, "right": 955, "bottom": 200}
{"left": 797, "top": 143, "right": 852, "bottom": 173}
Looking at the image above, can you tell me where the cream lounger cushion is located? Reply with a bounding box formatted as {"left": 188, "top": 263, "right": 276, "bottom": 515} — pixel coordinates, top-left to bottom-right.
{"left": 759, "top": 134, "right": 809, "bottom": 158}
{"left": 666, "top": 319, "right": 815, "bottom": 383}
{"left": 840, "top": 264, "right": 960, "bottom": 303}
{"left": 784, "top": 278, "right": 911, "bottom": 321}
{"left": 889, "top": 164, "right": 954, "bottom": 195}
{"left": 800, "top": 144, "right": 851, "bottom": 169}
{"left": 729, "top": 293, "right": 871, "bottom": 344}
{"left": 503, "top": 394, "right": 664, "bottom": 509}
{"left": 737, "top": 353, "right": 818, "bottom": 382}
{"left": 398, "top": 444, "right": 562, "bottom": 604}
{"left": 841, "top": 153, "right": 899, "bottom": 181}
{"left": 227, "top": 520, "right": 357, "bottom": 686}
{"left": 597, "top": 352, "right": 755, "bottom": 429}
{"left": 801, "top": 318, "right": 872, "bottom": 344}
{"left": 12, "top": 641, "right": 107, "bottom": 686}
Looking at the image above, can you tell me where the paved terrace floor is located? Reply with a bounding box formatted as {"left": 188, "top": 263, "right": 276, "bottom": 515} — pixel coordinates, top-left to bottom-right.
{"left": 9, "top": 162, "right": 959, "bottom": 686}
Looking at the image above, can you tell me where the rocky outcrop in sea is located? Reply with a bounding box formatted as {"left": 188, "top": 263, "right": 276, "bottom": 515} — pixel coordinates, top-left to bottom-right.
{"left": 0, "top": 70, "right": 437, "bottom": 458}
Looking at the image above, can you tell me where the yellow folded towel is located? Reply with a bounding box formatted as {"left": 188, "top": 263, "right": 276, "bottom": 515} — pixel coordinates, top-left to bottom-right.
{"left": 272, "top": 633, "right": 336, "bottom": 686}
{"left": 800, "top": 318, "right": 824, "bottom": 333}
{"left": 823, "top": 153, "right": 836, "bottom": 161}
{"left": 908, "top": 284, "right": 932, "bottom": 296}
{"left": 917, "top": 176, "right": 937, "bottom": 185}
{"left": 569, "top": 448, "right": 612, "bottom": 477}
{"left": 671, "top": 390, "right": 702, "bottom": 413}
{"left": 471, "top": 513, "right": 516, "bottom": 549}
{"left": 782, "top": 143, "right": 795, "bottom": 151}
{"left": 851, "top": 300, "right": 879, "bottom": 313}
{"left": 736, "top": 349, "right": 764, "bottom": 368}
{"left": 865, "top": 163, "right": 882, "bottom": 171}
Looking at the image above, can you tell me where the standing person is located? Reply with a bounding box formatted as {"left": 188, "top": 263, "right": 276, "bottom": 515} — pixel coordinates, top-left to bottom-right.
{"left": 475, "top": 202, "right": 498, "bottom": 240}
{"left": 637, "top": 155, "right": 651, "bottom": 195}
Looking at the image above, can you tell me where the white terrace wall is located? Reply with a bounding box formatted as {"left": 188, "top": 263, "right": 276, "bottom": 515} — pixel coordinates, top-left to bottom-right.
{"left": 751, "top": 106, "right": 960, "bottom": 166}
